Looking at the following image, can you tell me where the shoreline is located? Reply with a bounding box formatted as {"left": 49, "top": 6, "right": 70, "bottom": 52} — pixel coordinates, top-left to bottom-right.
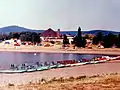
{"left": 0, "top": 47, "right": 120, "bottom": 55}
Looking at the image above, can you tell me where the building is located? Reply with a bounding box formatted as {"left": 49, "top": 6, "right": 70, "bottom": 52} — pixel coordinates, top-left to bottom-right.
{"left": 40, "top": 28, "right": 74, "bottom": 46}
{"left": 40, "top": 28, "right": 61, "bottom": 42}
{"left": 40, "top": 28, "right": 57, "bottom": 37}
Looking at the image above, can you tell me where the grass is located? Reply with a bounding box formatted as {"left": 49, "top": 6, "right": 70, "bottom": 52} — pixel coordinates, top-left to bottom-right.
{"left": 1, "top": 73, "right": 120, "bottom": 90}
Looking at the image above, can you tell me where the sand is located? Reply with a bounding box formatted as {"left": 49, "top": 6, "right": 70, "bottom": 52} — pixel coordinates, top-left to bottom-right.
{"left": 0, "top": 45, "right": 120, "bottom": 55}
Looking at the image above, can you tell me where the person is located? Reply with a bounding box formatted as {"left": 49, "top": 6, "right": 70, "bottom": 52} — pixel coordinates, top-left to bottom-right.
{"left": 10, "top": 64, "right": 15, "bottom": 69}
{"left": 36, "top": 62, "right": 40, "bottom": 66}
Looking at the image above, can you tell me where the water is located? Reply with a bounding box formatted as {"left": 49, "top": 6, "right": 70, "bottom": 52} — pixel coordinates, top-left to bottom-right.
{"left": 0, "top": 52, "right": 103, "bottom": 70}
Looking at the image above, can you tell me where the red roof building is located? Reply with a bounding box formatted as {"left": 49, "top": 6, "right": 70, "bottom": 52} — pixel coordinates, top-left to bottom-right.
{"left": 41, "top": 28, "right": 57, "bottom": 37}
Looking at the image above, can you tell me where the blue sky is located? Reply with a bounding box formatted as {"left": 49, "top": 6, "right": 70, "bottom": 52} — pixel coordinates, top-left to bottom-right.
{"left": 0, "top": 0, "right": 120, "bottom": 31}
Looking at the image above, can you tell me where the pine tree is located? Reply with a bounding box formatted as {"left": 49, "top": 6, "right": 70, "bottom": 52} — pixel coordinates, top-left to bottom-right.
{"left": 116, "top": 33, "right": 120, "bottom": 48}
{"left": 75, "top": 27, "right": 82, "bottom": 47}
{"left": 74, "top": 27, "right": 86, "bottom": 47}
{"left": 63, "top": 34, "right": 69, "bottom": 47}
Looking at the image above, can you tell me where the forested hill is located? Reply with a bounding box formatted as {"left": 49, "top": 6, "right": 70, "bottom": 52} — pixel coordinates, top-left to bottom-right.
{"left": 0, "top": 25, "right": 44, "bottom": 33}
{"left": 61, "top": 30, "right": 120, "bottom": 36}
{"left": 0, "top": 26, "right": 119, "bottom": 36}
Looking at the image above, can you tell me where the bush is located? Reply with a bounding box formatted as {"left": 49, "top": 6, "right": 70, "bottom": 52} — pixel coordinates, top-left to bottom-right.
{"left": 50, "top": 41, "right": 55, "bottom": 44}
{"left": 8, "top": 83, "right": 14, "bottom": 87}
{"left": 76, "top": 75, "right": 87, "bottom": 80}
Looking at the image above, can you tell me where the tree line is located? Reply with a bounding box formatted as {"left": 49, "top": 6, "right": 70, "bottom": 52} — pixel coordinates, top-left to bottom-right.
{"left": 0, "top": 27, "right": 120, "bottom": 48}
{"left": 93, "top": 32, "right": 120, "bottom": 48}
{"left": 0, "top": 32, "right": 41, "bottom": 44}
{"left": 63, "top": 27, "right": 120, "bottom": 48}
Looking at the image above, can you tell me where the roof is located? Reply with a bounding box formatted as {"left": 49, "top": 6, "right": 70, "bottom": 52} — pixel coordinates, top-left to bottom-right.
{"left": 40, "top": 28, "right": 57, "bottom": 37}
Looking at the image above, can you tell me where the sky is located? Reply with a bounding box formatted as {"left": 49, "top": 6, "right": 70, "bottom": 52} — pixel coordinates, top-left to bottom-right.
{"left": 0, "top": 0, "right": 120, "bottom": 31}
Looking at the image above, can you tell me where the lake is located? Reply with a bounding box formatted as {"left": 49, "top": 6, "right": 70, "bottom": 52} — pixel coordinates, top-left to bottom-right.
{"left": 0, "top": 52, "right": 103, "bottom": 70}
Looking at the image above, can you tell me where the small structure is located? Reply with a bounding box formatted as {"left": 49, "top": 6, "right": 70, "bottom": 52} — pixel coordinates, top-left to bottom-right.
{"left": 4, "top": 40, "right": 12, "bottom": 44}
{"left": 5, "top": 41, "right": 10, "bottom": 44}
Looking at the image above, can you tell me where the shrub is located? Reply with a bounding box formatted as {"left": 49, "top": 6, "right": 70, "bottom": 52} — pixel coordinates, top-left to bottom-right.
{"left": 76, "top": 75, "right": 87, "bottom": 80}
{"left": 8, "top": 83, "right": 14, "bottom": 87}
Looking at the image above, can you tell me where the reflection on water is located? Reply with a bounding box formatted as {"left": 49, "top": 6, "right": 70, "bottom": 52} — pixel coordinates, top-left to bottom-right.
{"left": 0, "top": 52, "right": 103, "bottom": 70}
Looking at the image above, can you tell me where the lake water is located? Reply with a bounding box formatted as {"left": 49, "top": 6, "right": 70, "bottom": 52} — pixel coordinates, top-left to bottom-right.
{"left": 0, "top": 52, "right": 103, "bottom": 70}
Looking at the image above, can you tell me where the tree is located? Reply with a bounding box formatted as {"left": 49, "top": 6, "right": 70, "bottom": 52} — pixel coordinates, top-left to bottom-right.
{"left": 116, "top": 33, "right": 120, "bottom": 48}
{"left": 84, "top": 34, "right": 89, "bottom": 39}
{"left": 8, "top": 32, "right": 20, "bottom": 39}
{"left": 92, "top": 36, "right": 98, "bottom": 45}
{"left": 75, "top": 27, "right": 82, "bottom": 47}
{"left": 97, "top": 32, "right": 103, "bottom": 41}
{"left": 93, "top": 32, "right": 103, "bottom": 45}
{"left": 20, "top": 32, "right": 31, "bottom": 42}
{"left": 0, "top": 33, "right": 9, "bottom": 41}
{"left": 31, "top": 32, "right": 41, "bottom": 45}
{"left": 73, "top": 27, "right": 86, "bottom": 47}
{"left": 63, "top": 34, "right": 69, "bottom": 46}
{"left": 19, "top": 33, "right": 26, "bottom": 41}
{"left": 82, "top": 37, "right": 86, "bottom": 48}
{"left": 19, "top": 31, "right": 41, "bottom": 44}
{"left": 103, "top": 33, "right": 117, "bottom": 48}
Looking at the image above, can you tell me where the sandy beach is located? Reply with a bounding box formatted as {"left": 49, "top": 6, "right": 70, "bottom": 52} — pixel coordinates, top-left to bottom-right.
{"left": 0, "top": 45, "right": 120, "bottom": 55}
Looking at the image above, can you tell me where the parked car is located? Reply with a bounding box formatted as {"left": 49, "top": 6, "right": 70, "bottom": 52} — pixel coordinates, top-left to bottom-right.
{"left": 14, "top": 43, "right": 20, "bottom": 46}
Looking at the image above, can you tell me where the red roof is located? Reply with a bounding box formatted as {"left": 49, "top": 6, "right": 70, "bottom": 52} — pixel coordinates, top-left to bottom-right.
{"left": 41, "top": 28, "right": 57, "bottom": 37}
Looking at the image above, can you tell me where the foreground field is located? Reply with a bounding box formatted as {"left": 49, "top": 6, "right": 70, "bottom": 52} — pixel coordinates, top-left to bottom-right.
{"left": 1, "top": 73, "right": 120, "bottom": 90}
